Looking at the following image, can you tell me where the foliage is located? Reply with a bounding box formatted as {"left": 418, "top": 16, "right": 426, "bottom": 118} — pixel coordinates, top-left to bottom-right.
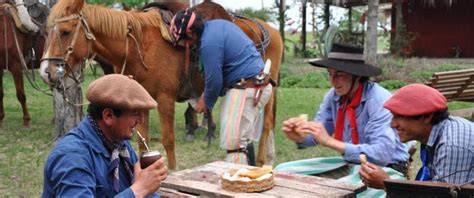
{"left": 233, "top": 7, "right": 273, "bottom": 22}
{"left": 280, "top": 72, "right": 330, "bottom": 89}
{"left": 379, "top": 80, "right": 407, "bottom": 90}
{"left": 86, "top": 0, "right": 148, "bottom": 8}
{"left": 390, "top": 22, "right": 417, "bottom": 57}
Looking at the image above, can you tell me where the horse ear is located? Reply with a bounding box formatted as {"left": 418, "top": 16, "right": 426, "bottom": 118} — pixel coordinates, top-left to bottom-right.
{"left": 66, "top": 0, "right": 85, "bottom": 14}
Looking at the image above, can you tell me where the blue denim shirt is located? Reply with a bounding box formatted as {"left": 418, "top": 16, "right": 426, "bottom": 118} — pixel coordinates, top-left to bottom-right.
{"left": 199, "top": 19, "right": 264, "bottom": 109}
{"left": 42, "top": 117, "right": 159, "bottom": 198}
{"left": 298, "top": 82, "right": 409, "bottom": 166}
{"left": 425, "top": 116, "right": 474, "bottom": 183}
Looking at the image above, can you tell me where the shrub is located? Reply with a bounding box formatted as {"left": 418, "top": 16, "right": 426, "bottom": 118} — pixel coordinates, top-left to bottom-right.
{"left": 379, "top": 80, "right": 407, "bottom": 90}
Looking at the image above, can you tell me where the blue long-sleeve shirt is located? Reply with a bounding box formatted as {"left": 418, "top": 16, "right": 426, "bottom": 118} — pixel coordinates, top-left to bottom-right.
{"left": 42, "top": 117, "right": 159, "bottom": 198}
{"left": 298, "top": 82, "right": 409, "bottom": 166}
{"left": 199, "top": 19, "right": 264, "bottom": 109}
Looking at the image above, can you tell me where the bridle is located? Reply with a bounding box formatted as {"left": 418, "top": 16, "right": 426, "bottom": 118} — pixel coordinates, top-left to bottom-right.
{"left": 41, "top": 11, "right": 95, "bottom": 106}
{"left": 41, "top": 11, "right": 95, "bottom": 84}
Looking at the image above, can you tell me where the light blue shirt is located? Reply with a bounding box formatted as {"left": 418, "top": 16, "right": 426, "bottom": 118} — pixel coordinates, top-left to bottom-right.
{"left": 199, "top": 19, "right": 264, "bottom": 109}
{"left": 426, "top": 116, "right": 474, "bottom": 184}
{"left": 42, "top": 117, "right": 159, "bottom": 198}
{"left": 298, "top": 82, "right": 409, "bottom": 166}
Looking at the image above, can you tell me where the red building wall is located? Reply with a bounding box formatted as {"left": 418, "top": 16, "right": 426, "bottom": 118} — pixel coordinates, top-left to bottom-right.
{"left": 392, "top": 1, "right": 474, "bottom": 57}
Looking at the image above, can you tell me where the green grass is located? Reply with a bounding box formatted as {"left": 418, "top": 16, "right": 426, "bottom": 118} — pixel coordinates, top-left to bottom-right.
{"left": 1, "top": 65, "right": 473, "bottom": 196}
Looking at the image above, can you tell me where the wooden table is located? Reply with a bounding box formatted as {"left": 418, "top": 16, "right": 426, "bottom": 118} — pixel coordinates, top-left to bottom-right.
{"left": 159, "top": 161, "right": 366, "bottom": 197}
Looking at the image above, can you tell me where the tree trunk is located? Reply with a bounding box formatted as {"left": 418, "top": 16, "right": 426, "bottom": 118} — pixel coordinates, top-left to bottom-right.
{"left": 278, "top": 0, "right": 285, "bottom": 61}
{"left": 301, "top": 0, "right": 307, "bottom": 57}
{"left": 365, "top": 0, "right": 379, "bottom": 65}
{"left": 391, "top": 0, "right": 403, "bottom": 56}
{"left": 324, "top": 4, "right": 330, "bottom": 32}
{"left": 53, "top": 68, "right": 84, "bottom": 139}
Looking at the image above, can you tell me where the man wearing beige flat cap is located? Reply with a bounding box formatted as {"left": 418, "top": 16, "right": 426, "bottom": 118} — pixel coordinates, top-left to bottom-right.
{"left": 359, "top": 84, "right": 474, "bottom": 189}
{"left": 43, "top": 74, "right": 167, "bottom": 197}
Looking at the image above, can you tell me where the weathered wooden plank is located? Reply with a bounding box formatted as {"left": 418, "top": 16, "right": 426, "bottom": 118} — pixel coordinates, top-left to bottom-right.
{"left": 384, "top": 179, "right": 461, "bottom": 198}
{"left": 429, "top": 77, "right": 473, "bottom": 85}
{"left": 206, "top": 161, "right": 365, "bottom": 194}
{"left": 159, "top": 187, "right": 198, "bottom": 197}
{"left": 274, "top": 177, "right": 355, "bottom": 198}
{"left": 430, "top": 74, "right": 474, "bottom": 81}
{"left": 163, "top": 176, "right": 273, "bottom": 198}
{"left": 433, "top": 69, "right": 474, "bottom": 76}
{"left": 431, "top": 83, "right": 474, "bottom": 90}
{"left": 274, "top": 172, "right": 366, "bottom": 194}
{"left": 258, "top": 185, "right": 327, "bottom": 198}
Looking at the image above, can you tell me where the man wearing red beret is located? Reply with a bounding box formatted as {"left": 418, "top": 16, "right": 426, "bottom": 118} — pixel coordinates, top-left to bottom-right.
{"left": 359, "top": 83, "right": 474, "bottom": 188}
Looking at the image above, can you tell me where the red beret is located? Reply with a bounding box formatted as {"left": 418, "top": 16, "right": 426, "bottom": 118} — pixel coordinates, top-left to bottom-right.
{"left": 384, "top": 84, "right": 447, "bottom": 116}
{"left": 86, "top": 74, "right": 157, "bottom": 110}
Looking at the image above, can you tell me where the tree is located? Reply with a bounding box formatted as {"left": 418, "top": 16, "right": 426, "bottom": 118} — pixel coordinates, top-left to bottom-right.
{"left": 365, "top": 0, "right": 378, "bottom": 64}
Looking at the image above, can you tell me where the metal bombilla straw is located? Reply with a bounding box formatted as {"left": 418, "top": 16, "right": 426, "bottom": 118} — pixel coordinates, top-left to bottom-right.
{"left": 135, "top": 129, "right": 150, "bottom": 152}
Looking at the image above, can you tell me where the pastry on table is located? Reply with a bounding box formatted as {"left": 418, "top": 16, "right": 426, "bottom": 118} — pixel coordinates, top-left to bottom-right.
{"left": 221, "top": 165, "right": 274, "bottom": 192}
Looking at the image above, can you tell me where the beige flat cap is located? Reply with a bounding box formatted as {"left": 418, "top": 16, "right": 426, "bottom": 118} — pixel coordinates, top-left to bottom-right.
{"left": 86, "top": 74, "right": 157, "bottom": 110}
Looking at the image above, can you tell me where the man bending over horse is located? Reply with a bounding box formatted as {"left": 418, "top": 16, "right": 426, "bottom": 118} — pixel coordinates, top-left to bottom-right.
{"left": 170, "top": 9, "right": 272, "bottom": 166}
{"left": 42, "top": 74, "right": 167, "bottom": 197}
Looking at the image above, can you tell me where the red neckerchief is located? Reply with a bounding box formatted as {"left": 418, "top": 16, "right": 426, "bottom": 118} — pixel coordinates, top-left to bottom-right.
{"left": 334, "top": 83, "right": 364, "bottom": 144}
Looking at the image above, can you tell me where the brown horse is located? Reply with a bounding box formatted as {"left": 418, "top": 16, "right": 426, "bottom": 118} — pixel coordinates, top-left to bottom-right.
{"left": 0, "top": 0, "right": 47, "bottom": 128}
{"left": 40, "top": 0, "right": 282, "bottom": 169}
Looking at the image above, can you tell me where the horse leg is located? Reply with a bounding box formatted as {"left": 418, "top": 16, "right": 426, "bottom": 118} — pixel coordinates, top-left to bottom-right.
{"left": 10, "top": 63, "right": 30, "bottom": 128}
{"left": 156, "top": 93, "right": 177, "bottom": 170}
{"left": 203, "top": 109, "right": 216, "bottom": 147}
{"left": 184, "top": 103, "right": 198, "bottom": 141}
{"left": 256, "top": 90, "right": 277, "bottom": 166}
{"left": 0, "top": 68, "right": 4, "bottom": 127}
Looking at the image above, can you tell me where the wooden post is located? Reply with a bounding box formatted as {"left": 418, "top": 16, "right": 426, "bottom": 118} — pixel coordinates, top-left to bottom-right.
{"left": 53, "top": 67, "right": 84, "bottom": 139}
{"left": 365, "top": 0, "right": 379, "bottom": 64}
{"left": 278, "top": 0, "right": 285, "bottom": 61}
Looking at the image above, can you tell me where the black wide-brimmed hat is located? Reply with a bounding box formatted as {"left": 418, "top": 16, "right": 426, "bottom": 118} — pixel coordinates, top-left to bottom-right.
{"left": 309, "top": 43, "right": 381, "bottom": 77}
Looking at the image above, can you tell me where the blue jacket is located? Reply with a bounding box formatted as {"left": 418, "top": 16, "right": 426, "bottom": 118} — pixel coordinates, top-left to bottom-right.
{"left": 42, "top": 117, "right": 158, "bottom": 197}
{"left": 199, "top": 19, "right": 264, "bottom": 109}
{"left": 299, "top": 82, "right": 409, "bottom": 166}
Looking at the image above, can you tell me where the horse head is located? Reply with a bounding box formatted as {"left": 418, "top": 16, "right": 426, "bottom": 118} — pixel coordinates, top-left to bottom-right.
{"left": 39, "top": 0, "right": 94, "bottom": 86}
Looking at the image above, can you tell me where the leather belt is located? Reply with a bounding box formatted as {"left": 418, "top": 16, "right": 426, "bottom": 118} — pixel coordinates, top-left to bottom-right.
{"left": 388, "top": 161, "right": 410, "bottom": 177}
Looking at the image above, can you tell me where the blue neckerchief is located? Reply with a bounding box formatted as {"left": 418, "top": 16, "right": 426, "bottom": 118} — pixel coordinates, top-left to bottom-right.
{"left": 415, "top": 145, "right": 431, "bottom": 181}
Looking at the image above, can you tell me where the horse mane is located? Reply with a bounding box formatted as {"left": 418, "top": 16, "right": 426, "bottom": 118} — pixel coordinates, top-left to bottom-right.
{"left": 48, "top": 1, "right": 162, "bottom": 41}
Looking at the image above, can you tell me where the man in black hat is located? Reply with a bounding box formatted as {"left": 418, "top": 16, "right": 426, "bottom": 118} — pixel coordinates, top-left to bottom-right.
{"left": 281, "top": 43, "right": 410, "bottom": 176}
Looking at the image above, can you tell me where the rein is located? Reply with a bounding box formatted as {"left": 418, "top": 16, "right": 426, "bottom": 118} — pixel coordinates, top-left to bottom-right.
{"left": 120, "top": 26, "right": 150, "bottom": 74}
{"left": 11, "top": 21, "right": 52, "bottom": 95}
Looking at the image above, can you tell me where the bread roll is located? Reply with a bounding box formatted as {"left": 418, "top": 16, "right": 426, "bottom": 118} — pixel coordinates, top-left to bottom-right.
{"left": 299, "top": 114, "right": 309, "bottom": 121}
{"left": 239, "top": 166, "right": 273, "bottom": 179}
{"left": 359, "top": 154, "right": 368, "bottom": 165}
